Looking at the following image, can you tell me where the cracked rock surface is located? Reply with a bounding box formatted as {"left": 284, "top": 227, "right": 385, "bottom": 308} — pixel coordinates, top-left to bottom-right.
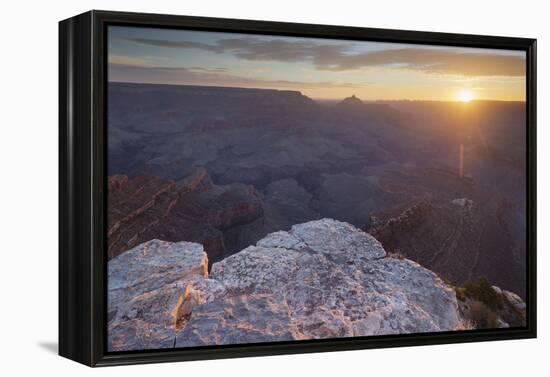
{"left": 108, "top": 219, "right": 461, "bottom": 351}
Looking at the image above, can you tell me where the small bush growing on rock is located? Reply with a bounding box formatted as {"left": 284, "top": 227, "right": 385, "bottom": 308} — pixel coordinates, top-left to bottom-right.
{"left": 438, "top": 274, "right": 453, "bottom": 286}
{"left": 455, "top": 287, "right": 466, "bottom": 302}
{"left": 468, "top": 300, "right": 498, "bottom": 329}
{"left": 387, "top": 251, "right": 405, "bottom": 260}
{"left": 463, "top": 277, "right": 503, "bottom": 310}
{"left": 457, "top": 316, "right": 475, "bottom": 330}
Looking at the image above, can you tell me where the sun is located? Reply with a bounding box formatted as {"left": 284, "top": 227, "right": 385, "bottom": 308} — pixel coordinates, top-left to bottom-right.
{"left": 457, "top": 90, "right": 474, "bottom": 103}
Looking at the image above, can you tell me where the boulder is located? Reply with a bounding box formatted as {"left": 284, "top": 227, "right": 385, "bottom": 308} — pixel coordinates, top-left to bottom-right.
{"left": 108, "top": 239, "right": 208, "bottom": 310}
{"left": 502, "top": 290, "right": 527, "bottom": 312}
{"left": 208, "top": 219, "right": 458, "bottom": 342}
{"left": 107, "top": 239, "right": 220, "bottom": 351}
{"left": 109, "top": 219, "right": 464, "bottom": 351}
{"left": 176, "top": 294, "right": 299, "bottom": 347}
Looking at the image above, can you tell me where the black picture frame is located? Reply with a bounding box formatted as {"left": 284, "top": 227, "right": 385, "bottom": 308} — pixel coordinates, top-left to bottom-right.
{"left": 59, "top": 10, "right": 537, "bottom": 367}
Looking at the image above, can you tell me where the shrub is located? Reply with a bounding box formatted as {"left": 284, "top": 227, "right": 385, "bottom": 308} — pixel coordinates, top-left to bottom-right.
{"left": 468, "top": 300, "right": 498, "bottom": 329}
{"left": 455, "top": 287, "right": 466, "bottom": 302}
{"left": 457, "top": 316, "right": 475, "bottom": 330}
{"left": 463, "top": 277, "right": 503, "bottom": 310}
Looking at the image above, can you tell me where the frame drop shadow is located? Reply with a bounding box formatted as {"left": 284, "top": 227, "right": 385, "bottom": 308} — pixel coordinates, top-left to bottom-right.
{"left": 38, "top": 341, "right": 58, "bottom": 354}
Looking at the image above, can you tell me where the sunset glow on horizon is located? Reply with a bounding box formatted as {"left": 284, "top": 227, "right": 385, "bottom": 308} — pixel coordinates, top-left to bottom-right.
{"left": 108, "top": 26, "right": 526, "bottom": 102}
{"left": 457, "top": 90, "right": 475, "bottom": 103}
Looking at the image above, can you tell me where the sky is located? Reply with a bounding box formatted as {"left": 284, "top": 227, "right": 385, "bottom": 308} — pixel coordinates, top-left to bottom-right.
{"left": 108, "top": 26, "right": 526, "bottom": 101}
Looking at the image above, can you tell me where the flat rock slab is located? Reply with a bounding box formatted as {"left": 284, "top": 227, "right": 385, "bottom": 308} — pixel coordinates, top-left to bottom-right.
{"left": 176, "top": 294, "right": 298, "bottom": 347}
{"left": 108, "top": 239, "right": 208, "bottom": 310}
{"left": 108, "top": 239, "right": 212, "bottom": 350}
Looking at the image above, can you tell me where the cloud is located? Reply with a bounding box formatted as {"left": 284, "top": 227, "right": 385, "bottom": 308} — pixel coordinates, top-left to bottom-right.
{"left": 128, "top": 38, "right": 223, "bottom": 52}
{"left": 318, "top": 48, "right": 525, "bottom": 77}
{"left": 187, "top": 66, "right": 227, "bottom": 73}
{"left": 109, "top": 55, "right": 151, "bottom": 66}
{"left": 108, "top": 61, "right": 361, "bottom": 90}
{"left": 128, "top": 37, "right": 348, "bottom": 63}
{"left": 128, "top": 37, "right": 525, "bottom": 77}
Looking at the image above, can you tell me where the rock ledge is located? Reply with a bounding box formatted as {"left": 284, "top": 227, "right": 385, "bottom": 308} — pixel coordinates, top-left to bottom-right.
{"left": 109, "top": 219, "right": 463, "bottom": 351}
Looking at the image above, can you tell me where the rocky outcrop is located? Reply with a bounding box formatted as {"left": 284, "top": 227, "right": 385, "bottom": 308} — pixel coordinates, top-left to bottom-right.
{"left": 454, "top": 279, "right": 526, "bottom": 329}
{"left": 108, "top": 239, "right": 226, "bottom": 350}
{"left": 176, "top": 166, "right": 212, "bottom": 193}
{"left": 108, "top": 219, "right": 464, "bottom": 352}
{"left": 366, "top": 188, "right": 526, "bottom": 299}
{"left": 337, "top": 94, "right": 364, "bottom": 109}
{"left": 336, "top": 95, "right": 400, "bottom": 123}
{"left": 501, "top": 289, "right": 526, "bottom": 313}
{"left": 107, "top": 168, "right": 263, "bottom": 261}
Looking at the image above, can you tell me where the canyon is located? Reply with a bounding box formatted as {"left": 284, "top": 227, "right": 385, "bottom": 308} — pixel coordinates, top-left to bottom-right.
{"left": 108, "top": 82, "right": 526, "bottom": 296}
{"left": 107, "top": 82, "right": 527, "bottom": 349}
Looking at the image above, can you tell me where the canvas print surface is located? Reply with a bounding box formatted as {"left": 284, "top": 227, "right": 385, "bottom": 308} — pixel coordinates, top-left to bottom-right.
{"left": 106, "top": 25, "right": 528, "bottom": 352}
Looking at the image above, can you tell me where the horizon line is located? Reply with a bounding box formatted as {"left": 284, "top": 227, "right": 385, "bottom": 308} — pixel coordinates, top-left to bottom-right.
{"left": 108, "top": 80, "right": 526, "bottom": 103}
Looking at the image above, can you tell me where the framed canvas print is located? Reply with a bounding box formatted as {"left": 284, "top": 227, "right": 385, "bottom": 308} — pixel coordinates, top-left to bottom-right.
{"left": 59, "top": 10, "right": 536, "bottom": 367}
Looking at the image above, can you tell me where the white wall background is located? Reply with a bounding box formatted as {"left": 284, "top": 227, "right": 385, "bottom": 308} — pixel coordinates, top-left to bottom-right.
{"left": 0, "top": 0, "right": 546, "bottom": 375}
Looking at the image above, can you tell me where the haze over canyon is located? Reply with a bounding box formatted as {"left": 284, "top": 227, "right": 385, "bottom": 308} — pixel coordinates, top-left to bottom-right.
{"left": 109, "top": 82, "right": 526, "bottom": 294}
{"left": 107, "top": 82, "right": 527, "bottom": 350}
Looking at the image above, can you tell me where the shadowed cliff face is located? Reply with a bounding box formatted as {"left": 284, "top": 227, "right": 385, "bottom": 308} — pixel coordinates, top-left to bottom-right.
{"left": 107, "top": 168, "right": 263, "bottom": 262}
{"left": 366, "top": 165, "right": 526, "bottom": 298}
{"left": 108, "top": 82, "right": 526, "bottom": 299}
